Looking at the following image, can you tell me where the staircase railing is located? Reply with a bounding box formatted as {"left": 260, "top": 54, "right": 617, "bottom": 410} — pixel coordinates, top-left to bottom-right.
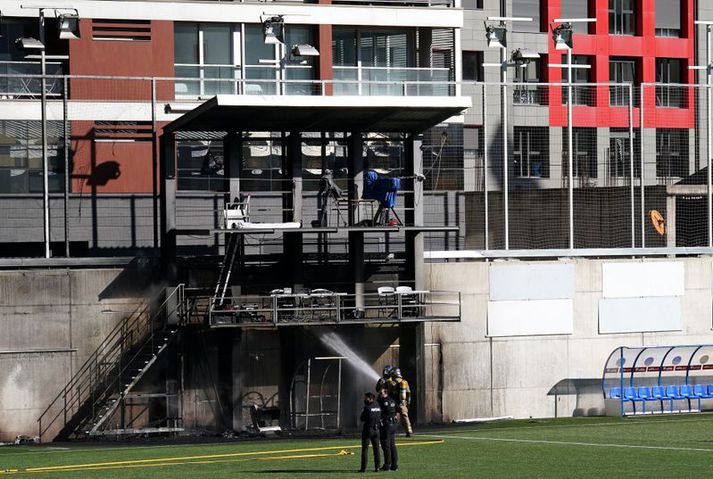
{"left": 37, "top": 284, "right": 186, "bottom": 442}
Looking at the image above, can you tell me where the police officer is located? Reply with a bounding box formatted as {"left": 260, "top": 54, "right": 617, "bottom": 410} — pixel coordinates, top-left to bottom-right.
{"left": 377, "top": 387, "right": 399, "bottom": 471}
{"left": 359, "top": 392, "right": 382, "bottom": 473}
{"left": 391, "top": 368, "right": 413, "bottom": 437}
{"left": 376, "top": 365, "right": 394, "bottom": 393}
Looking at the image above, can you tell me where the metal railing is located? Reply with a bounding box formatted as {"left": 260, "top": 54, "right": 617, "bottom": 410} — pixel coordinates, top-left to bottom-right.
{"left": 209, "top": 290, "right": 461, "bottom": 326}
{"left": 37, "top": 284, "right": 186, "bottom": 442}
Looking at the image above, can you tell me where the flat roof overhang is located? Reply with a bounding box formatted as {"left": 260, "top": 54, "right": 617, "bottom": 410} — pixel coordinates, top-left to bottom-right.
{"left": 163, "top": 95, "right": 472, "bottom": 134}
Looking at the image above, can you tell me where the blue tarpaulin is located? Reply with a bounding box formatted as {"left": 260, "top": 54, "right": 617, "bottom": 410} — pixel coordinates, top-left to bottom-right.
{"left": 363, "top": 170, "right": 400, "bottom": 208}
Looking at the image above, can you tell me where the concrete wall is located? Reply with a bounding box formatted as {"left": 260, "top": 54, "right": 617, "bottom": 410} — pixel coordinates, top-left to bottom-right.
{"left": 423, "top": 256, "right": 713, "bottom": 422}
{"left": 0, "top": 268, "right": 149, "bottom": 441}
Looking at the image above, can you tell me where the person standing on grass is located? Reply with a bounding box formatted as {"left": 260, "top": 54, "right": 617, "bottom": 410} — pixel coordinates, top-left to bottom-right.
{"left": 391, "top": 368, "right": 413, "bottom": 437}
{"left": 359, "top": 392, "right": 382, "bottom": 473}
{"left": 377, "top": 387, "right": 399, "bottom": 471}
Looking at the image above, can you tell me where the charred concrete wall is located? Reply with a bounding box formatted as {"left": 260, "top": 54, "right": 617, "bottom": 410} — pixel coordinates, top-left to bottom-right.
{"left": 0, "top": 267, "right": 151, "bottom": 442}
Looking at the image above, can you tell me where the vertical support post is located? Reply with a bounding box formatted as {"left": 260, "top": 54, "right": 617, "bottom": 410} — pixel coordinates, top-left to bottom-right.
{"left": 160, "top": 131, "right": 177, "bottom": 261}
{"left": 501, "top": 47, "right": 509, "bottom": 249}
{"left": 348, "top": 133, "right": 365, "bottom": 315}
{"left": 63, "top": 76, "right": 70, "bottom": 257}
{"left": 640, "top": 84, "right": 646, "bottom": 248}
{"left": 336, "top": 358, "right": 342, "bottom": 431}
{"left": 567, "top": 48, "right": 574, "bottom": 250}
{"left": 305, "top": 358, "right": 312, "bottom": 431}
{"left": 483, "top": 83, "right": 489, "bottom": 250}
{"left": 629, "top": 83, "right": 635, "bottom": 248}
{"left": 708, "top": 26, "right": 713, "bottom": 247}
{"left": 151, "top": 78, "right": 159, "bottom": 250}
{"left": 40, "top": 10, "right": 50, "bottom": 258}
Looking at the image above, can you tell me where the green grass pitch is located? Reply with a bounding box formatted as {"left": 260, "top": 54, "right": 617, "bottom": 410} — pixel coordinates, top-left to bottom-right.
{"left": 3, "top": 414, "right": 713, "bottom": 478}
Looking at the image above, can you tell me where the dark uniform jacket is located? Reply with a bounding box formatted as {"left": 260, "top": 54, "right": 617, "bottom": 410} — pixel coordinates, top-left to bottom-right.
{"left": 377, "top": 395, "right": 398, "bottom": 426}
{"left": 361, "top": 402, "right": 382, "bottom": 433}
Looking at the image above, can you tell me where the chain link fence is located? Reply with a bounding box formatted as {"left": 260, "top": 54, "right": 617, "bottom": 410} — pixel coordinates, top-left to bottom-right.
{"left": 1, "top": 73, "right": 712, "bottom": 257}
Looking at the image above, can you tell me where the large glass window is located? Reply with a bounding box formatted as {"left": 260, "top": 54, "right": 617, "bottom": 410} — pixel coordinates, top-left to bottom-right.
{"left": 514, "top": 127, "right": 549, "bottom": 178}
{"left": 0, "top": 120, "right": 66, "bottom": 194}
{"left": 656, "top": 58, "right": 684, "bottom": 108}
{"left": 174, "top": 22, "right": 238, "bottom": 97}
{"left": 656, "top": 0, "right": 681, "bottom": 37}
{"left": 562, "top": 0, "right": 591, "bottom": 34}
{"left": 462, "top": 51, "right": 483, "bottom": 82}
{"left": 563, "top": 127, "right": 597, "bottom": 179}
{"left": 284, "top": 25, "right": 316, "bottom": 95}
{"left": 462, "top": 0, "right": 483, "bottom": 9}
{"left": 561, "top": 55, "right": 593, "bottom": 106}
{"left": 513, "top": 58, "right": 545, "bottom": 105}
{"left": 332, "top": 28, "right": 416, "bottom": 95}
{"left": 609, "top": 128, "right": 640, "bottom": 178}
{"left": 610, "top": 57, "right": 636, "bottom": 106}
{"left": 512, "top": 0, "right": 541, "bottom": 33}
{"left": 609, "top": 0, "right": 636, "bottom": 35}
{"left": 656, "top": 129, "right": 688, "bottom": 178}
{"left": 176, "top": 139, "right": 225, "bottom": 191}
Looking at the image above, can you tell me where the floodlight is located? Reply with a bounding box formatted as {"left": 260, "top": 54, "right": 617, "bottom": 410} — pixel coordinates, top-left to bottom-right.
{"left": 511, "top": 48, "right": 540, "bottom": 64}
{"left": 291, "top": 44, "right": 319, "bottom": 57}
{"left": 485, "top": 24, "right": 507, "bottom": 49}
{"left": 552, "top": 23, "right": 573, "bottom": 50}
{"left": 57, "top": 10, "right": 80, "bottom": 40}
{"left": 263, "top": 16, "right": 284, "bottom": 45}
{"left": 15, "top": 37, "right": 45, "bottom": 51}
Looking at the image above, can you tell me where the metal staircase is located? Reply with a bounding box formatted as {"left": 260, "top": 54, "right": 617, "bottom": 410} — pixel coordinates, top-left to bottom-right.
{"left": 37, "top": 285, "right": 187, "bottom": 442}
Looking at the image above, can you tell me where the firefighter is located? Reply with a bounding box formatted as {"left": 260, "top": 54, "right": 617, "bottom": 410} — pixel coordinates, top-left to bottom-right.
{"left": 377, "top": 387, "right": 399, "bottom": 471}
{"left": 391, "top": 368, "right": 413, "bottom": 437}
{"left": 359, "top": 392, "right": 382, "bottom": 473}
{"left": 376, "top": 365, "right": 394, "bottom": 394}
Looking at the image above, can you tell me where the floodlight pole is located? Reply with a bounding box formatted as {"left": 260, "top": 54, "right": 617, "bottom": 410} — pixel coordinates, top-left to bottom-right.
{"left": 501, "top": 45, "right": 509, "bottom": 250}
{"left": 708, "top": 25, "right": 712, "bottom": 248}
{"left": 566, "top": 47, "right": 573, "bottom": 250}
{"left": 39, "top": 8, "right": 50, "bottom": 258}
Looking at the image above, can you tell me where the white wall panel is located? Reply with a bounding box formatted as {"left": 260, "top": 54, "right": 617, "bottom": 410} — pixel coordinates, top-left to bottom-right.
{"left": 490, "top": 263, "right": 575, "bottom": 301}
{"left": 599, "top": 297, "right": 682, "bottom": 334}
{"left": 602, "top": 262, "right": 684, "bottom": 298}
{"left": 487, "top": 299, "right": 573, "bottom": 337}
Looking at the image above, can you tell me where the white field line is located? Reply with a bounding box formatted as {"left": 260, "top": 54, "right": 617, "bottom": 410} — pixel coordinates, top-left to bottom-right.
{"left": 421, "top": 433, "right": 713, "bottom": 453}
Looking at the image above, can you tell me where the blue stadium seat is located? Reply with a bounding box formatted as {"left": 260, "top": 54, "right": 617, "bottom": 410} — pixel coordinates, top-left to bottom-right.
{"left": 666, "top": 385, "right": 688, "bottom": 412}
{"left": 637, "top": 387, "right": 652, "bottom": 414}
{"left": 707, "top": 384, "right": 713, "bottom": 397}
{"left": 651, "top": 385, "right": 672, "bottom": 413}
{"left": 624, "top": 387, "right": 644, "bottom": 414}
{"left": 694, "top": 384, "right": 712, "bottom": 399}
{"left": 610, "top": 387, "right": 622, "bottom": 399}
{"left": 681, "top": 384, "right": 701, "bottom": 411}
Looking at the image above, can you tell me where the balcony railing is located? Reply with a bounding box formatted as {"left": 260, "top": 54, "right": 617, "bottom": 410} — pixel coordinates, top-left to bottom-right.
{"left": 333, "top": 66, "right": 452, "bottom": 96}
{"left": 208, "top": 290, "right": 461, "bottom": 326}
{"left": 0, "top": 61, "right": 64, "bottom": 98}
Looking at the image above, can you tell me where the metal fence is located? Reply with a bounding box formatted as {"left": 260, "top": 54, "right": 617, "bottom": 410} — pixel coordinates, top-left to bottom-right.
{"left": 1, "top": 73, "right": 712, "bottom": 258}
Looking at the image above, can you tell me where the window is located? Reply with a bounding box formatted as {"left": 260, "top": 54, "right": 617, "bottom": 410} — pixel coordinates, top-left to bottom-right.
{"left": 176, "top": 139, "right": 225, "bottom": 192}
{"left": 610, "top": 57, "right": 637, "bottom": 106}
{"left": 609, "top": 128, "right": 640, "bottom": 178}
{"left": 561, "top": 55, "right": 593, "bottom": 106}
{"left": 562, "top": 0, "right": 591, "bottom": 34}
{"left": 513, "top": 58, "right": 545, "bottom": 105}
{"left": 656, "top": 58, "right": 684, "bottom": 108}
{"left": 563, "top": 128, "right": 597, "bottom": 179}
{"left": 656, "top": 0, "right": 681, "bottom": 37}
{"left": 514, "top": 127, "right": 549, "bottom": 178}
{"left": 512, "top": 0, "right": 541, "bottom": 33}
{"left": 0, "top": 120, "right": 66, "bottom": 194}
{"left": 462, "top": 0, "right": 483, "bottom": 9}
{"left": 656, "top": 129, "right": 689, "bottom": 178}
{"left": 462, "top": 51, "right": 483, "bottom": 82}
{"left": 174, "top": 22, "right": 239, "bottom": 97}
{"left": 609, "top": 0, "right": 636, "bottom": 35}
{"left": 332, "top": 28, "right": 415, "bottom": 95}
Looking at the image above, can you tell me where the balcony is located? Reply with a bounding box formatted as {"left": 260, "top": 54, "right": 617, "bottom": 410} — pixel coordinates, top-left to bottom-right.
{"left": 0, "top": 61, "right": 64, "bottom": 99}
{"left": 173, "top": 65, "right": 454, "bottom": 99}
{"left": 208, "top": 289, "right": 461, "bottom": 327}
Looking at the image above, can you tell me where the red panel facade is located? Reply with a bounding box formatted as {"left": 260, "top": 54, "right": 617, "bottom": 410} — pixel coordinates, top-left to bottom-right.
{"left": 68, "top": 20, "right": 175, "bottom": 194}
{"left": 547, "top": 0, "right": 695, "bottom": 129}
